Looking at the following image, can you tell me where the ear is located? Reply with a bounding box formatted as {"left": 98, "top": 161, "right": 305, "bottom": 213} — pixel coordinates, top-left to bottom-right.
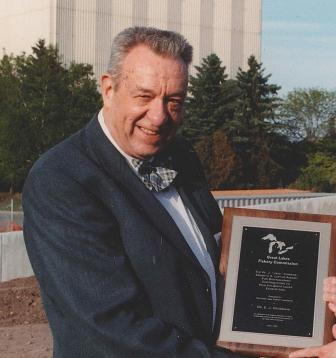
{"left": 100, "top": 73, "right": 115, "bottom": 107}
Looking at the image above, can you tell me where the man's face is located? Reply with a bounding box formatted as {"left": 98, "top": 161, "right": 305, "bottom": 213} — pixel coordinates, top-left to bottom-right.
{"left": 102, "top": 45, "right": 188, "bottom": 159}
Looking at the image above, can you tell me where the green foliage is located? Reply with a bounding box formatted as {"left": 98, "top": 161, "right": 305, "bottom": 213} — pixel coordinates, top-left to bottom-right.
{"left": 184, "top": 54, "right": 285, "bottom": 189}
{"left": 279, "top": 88, "right": 336, "bottom": 142}
{"left": 269, "top": 136, "right": 314, "bottom": 188}
{"left": 0, "top": 39, "right": 101, "bottom": 192}
{"left": 292, "top": 152, "right": 336, "bottom": 192}
{"left": 275, "top": 88, "right": 336, "bottom": 191}
{"left": 316, "top": 136, "right": 336, "bottom": 154}
{"left": 181, "top": 54, "right": 239, "bottom": 144}
{"left": 229, "top": 55, "right": 281, "bottom": 141}
{"left": 188, "top": 55, "right": 336, "bottom": 191}
{"left": 227, "top": 56, "right": 282, "bottom": 188}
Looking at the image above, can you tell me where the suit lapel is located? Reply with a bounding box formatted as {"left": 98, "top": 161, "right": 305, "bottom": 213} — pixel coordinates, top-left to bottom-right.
{"left": 84, "top": 117, "right": 203, "bottom": 269}
{"left": 171, "top": 139, "right": 220, "bottom": 269}
{"left": 177, "top": 182, "right": 220, "bottom": 269}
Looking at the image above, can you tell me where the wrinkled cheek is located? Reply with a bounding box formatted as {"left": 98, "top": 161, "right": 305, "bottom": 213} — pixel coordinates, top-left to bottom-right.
{"left": 124, "top": 121, "right": 138, "bottom": 137}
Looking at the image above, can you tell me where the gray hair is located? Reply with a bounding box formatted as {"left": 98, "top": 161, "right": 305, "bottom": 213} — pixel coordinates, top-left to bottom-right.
{"left": 107, "top": 26, "right": 193, "bottom": 86}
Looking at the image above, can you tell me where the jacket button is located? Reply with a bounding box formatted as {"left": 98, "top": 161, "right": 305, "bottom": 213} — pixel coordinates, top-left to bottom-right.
{"left": 205, "top": 287, "right": 210, "bottom": 293}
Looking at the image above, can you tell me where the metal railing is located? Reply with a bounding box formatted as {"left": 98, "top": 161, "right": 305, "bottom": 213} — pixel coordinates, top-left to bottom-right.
{"left": 214, "top": 192, "right": 335, "bottom": 210}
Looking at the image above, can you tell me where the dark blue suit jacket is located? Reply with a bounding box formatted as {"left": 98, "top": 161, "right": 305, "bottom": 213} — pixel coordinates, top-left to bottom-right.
{"left": 23, "top": 115, "right": 245, "bottom": 357}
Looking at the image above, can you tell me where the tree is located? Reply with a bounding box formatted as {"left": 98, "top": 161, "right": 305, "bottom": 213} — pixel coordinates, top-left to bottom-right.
{"left": 194, "top": 129, "right": 241, "bottom": 190}
{"left": 181, "top": 53, "right": 239, "bottom": 144}
{"left": 267, "top": 133, "right": 317, "bottom": 188}
{"left": 227, "top": 55, "right": 282, "bottom": 188}
{"left": 184, "top": 54, "right": 285, "bottom": 189}
{"left": 229, "top": 55, "right": 281, "bottom": 140}
{"left": 292, "top": 152, "right": 336, "bottom": 192}
{"left": 279, "top": 88, "right": 336, "bottom": 142}
{"left": 0, "top": 40, "right": 101, "bottom": 192}
{"left": 0, "top": 54, "right": 26, "bottom": 192}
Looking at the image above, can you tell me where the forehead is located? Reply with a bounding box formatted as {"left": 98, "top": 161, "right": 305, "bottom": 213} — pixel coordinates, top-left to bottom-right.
{"left": 120, "top": 45, "right": 188, "bottom": 92}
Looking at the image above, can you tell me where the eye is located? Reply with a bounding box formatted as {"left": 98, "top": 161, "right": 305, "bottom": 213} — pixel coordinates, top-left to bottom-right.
{"left": 168, "top": 99, "right": 183, "bottom": 111}
{"left": 141, "top": 94, "right": 154, "bottom": 100}
{"left": 136, "top": 95, "right": 152, "bottom": 104}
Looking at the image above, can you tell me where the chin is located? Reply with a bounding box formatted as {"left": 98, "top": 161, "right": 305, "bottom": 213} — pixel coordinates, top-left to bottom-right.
{"left": 140, "top": 149, "right": 161, "bottom": 159}
{"left": 135, "top": 141, "right": 168, "bottom": 158}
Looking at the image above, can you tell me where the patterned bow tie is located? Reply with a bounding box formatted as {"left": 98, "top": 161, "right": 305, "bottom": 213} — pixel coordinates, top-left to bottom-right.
{"left": 131, "top": 156, "right": 178, "bottom": 192}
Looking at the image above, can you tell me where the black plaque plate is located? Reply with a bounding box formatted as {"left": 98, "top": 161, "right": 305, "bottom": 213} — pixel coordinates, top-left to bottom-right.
{"left": 232, "top": 226, "right": 319, "bottom": 337}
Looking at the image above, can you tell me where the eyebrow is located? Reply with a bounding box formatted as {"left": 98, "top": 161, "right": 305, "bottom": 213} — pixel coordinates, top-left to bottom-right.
{"left": 134, "top": 86, "right": 155, "bottom": 95}
{"left": 133, "top": 85, "right": 186, "bottom": 98}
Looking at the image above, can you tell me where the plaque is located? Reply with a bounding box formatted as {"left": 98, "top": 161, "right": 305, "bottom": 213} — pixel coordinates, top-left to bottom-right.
{"left": 217, "top": 208, "right": 336, "bottom": 358}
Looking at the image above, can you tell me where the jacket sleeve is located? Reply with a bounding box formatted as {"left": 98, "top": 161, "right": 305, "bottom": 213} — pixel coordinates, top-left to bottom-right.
{"left": 23, "top": 166, "right": 246, "bottom": 358}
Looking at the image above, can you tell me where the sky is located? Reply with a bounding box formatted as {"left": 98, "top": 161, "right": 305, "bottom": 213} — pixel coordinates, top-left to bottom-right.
{"left": 262, "top": 0, "right": 336, "bottom": 96}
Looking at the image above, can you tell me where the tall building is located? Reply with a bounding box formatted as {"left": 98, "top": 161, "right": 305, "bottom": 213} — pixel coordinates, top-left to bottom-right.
{"left": 0, "top": 0, "right": 261, "bottom": 79}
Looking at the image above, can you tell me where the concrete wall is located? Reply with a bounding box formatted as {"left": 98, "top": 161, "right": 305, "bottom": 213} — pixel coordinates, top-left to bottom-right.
{"left": 1, "top": 0, "right": 261, "bottom": 79}
{"left": 0, "top": 231, "right": 33, "bottom": 282}
{"left": 0, "top": 0, "right": 55, "bottom": 55}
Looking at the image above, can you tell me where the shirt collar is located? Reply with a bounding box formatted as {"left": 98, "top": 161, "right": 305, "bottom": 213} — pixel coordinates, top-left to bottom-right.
{"left": 97, "top": 109, "right": 136, "bottom": 165}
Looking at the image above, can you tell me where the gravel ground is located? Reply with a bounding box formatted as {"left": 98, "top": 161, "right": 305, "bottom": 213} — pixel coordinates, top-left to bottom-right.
{"left": 0, "top": 276, "right": 53, "bottom": 357}
{"left": 0, "top": 323, "right": 52, "bottom": 358}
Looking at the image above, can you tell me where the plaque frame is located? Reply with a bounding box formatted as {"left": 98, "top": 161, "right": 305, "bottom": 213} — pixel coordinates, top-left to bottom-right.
{"left": 217, "top": 208, "right": 336, "bottom": 358}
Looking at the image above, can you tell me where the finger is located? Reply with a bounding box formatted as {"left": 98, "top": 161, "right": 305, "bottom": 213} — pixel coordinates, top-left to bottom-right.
{"left": 289, "top": 346, "right": 320, "bottom": 358}
{"left": 324, "top": 277, "right": 336, "bottom": 286}
{"left": 324, "top": 293, "right": 336, "bottom": 303}
{"left": 324, "top": 277, "right": 336, "bottom": 292}
{"left": 329, "top": 302, "right": 336, "bottom": 313}
{"left": 324, "top": 286, "right": 336, "bottom": 295}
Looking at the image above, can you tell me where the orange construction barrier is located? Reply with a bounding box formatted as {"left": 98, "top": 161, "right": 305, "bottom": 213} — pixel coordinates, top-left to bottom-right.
{"left": 0, "top": 221, "right": 23, "bottom": 233}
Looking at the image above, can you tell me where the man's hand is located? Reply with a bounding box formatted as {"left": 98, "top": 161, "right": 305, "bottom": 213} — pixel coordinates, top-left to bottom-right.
{"left": 289, "top": 336, "right": 336, "bottom": 358}
{"left": 324, "top": 277, "right": 336, "bottom": 317}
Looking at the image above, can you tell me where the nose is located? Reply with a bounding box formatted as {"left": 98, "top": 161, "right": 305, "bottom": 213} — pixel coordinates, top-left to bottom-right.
{"left": 147, "top": 98, "right": 168, "bottom": 126}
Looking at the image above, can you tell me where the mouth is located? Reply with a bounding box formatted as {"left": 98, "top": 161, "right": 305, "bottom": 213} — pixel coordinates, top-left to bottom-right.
{"left": 137, "top": 126, "right": 161, "bottom": 136}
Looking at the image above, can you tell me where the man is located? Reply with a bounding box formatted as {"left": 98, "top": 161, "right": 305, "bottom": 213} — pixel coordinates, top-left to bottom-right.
{"left": 23, "top": 27, "right": 246, "bottom": 357}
